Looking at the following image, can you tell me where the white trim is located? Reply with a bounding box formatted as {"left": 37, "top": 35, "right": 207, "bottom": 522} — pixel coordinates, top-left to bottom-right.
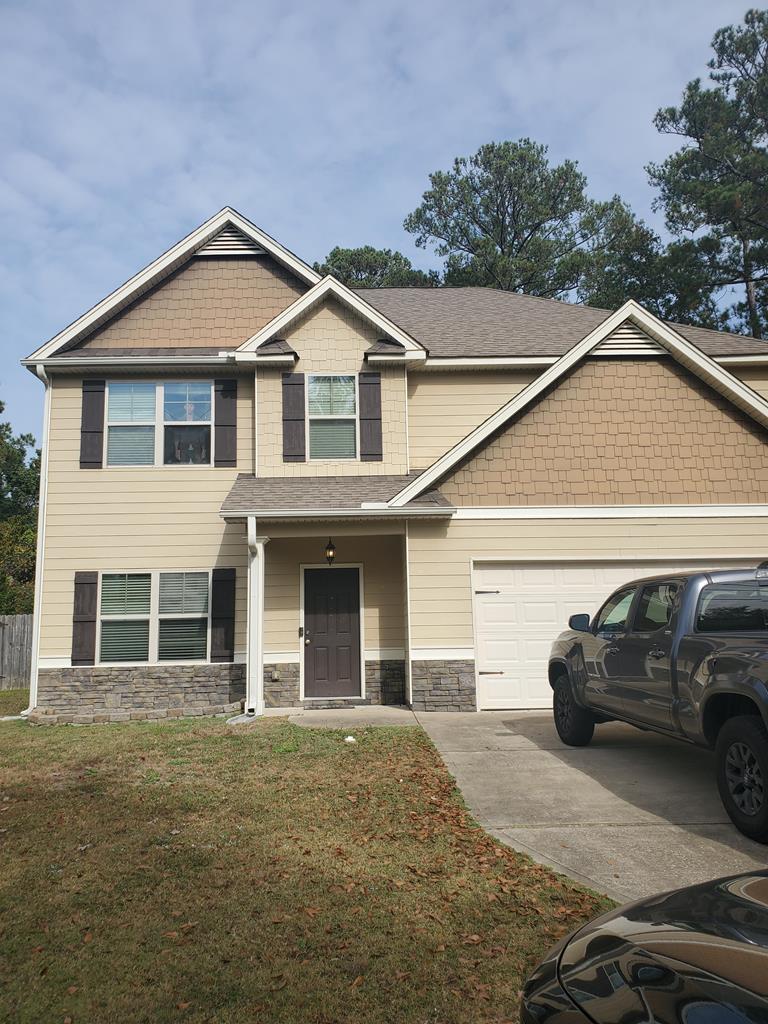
{"left": 389, "top": 300, "right": 768, "bottom": 507}
{"left": 452, "top": 505, "right": 768, "bottom": 520}
{"left": 264, "top": 651, "right": 300, "bottom": 664}
{"left": 235, "top": 276, "right": 427, "bottom": 355}
{"left": 27, "top": 365, "right": 51, "bottom": 712}
{"left": 410, "top": 646, "right": 475, "bottom": 661}
{"left": 23, "top": 356, "right": 235, "bottom": 370}
{"left": 469, "top": 554, "right": 765, "bottom": 565}
{"left": 365, "top": 648, "right": 405, "bottom": 660}
{"left": 421, "top": 356, "right": 559, "bottom": 370}
{"left": 221, "top": 507, "right": 454, "bottom": 520}
{"left": 404, "top": 524, "right": 413, "bottom": 704}
{"left": 38, "top": 657, "right": 72, "bottom": 669}
{"left": 299, "top": 563, "right": 365, "bottom": 701}
{"left": 27, "top": 208, "right": 320, "bottom": 361}
{"left": 718, "top": 355, "right": 768, "bottom": 365}
{"left": 246, "top": 521, "right": 269, "bottom": 715}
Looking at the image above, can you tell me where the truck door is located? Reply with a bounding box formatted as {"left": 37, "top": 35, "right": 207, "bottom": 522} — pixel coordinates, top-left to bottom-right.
{"left": 580, "top": 585, "right": 639, "bottom": 715}
{"left": 610, "top": 579, "right": 682, "bottom": 731}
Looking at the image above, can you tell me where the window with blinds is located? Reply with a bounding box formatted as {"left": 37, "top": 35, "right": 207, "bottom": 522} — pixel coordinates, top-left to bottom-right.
{"left": 103, "top": 381, "right": 214, "bottom": 467}
{"left": 98, "top": 571, "right": 211, "bottom": 663}
{"left": 308, "top": 375, "right": 357, "bottom": 459}
{"left": 163, "top": 383, "right": 211, "bottom": 465}
{"left": 106, "top": 383, "right": 156, "bottom": 466}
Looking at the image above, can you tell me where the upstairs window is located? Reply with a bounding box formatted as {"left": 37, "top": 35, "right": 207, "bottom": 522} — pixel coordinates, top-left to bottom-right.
{"left": 104, "top": 382, "right": 213, "bottom": 467}
{"left": 106, "top": 383, "right": 156, "bottom": 466}
{"left": 308, "top": 375, "right": 357, "bottom": 460}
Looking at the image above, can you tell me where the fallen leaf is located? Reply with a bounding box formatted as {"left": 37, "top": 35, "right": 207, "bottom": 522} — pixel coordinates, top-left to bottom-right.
{"left": 82, "top": 933, "right": 92, "bottom": 944}
{"left": 350, "top": 975, "right": 364, "bottom": 988}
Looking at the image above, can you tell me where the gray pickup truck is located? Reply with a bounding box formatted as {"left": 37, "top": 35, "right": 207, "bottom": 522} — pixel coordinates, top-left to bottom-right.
{"left": 549, "top": 565, "right": 768, "bottom": 842}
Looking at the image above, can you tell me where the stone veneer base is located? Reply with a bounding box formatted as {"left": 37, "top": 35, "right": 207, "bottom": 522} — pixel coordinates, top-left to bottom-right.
{"left": 411, "top": 659, "right": 477, "bottom": 712}
{"left": 263, "top": 659, "right": 406, "bottom": 708}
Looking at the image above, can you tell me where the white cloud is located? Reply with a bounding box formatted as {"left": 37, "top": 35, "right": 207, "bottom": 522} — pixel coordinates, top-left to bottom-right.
{"left": 0, "top": 0, "right": 749, "bottom": 437}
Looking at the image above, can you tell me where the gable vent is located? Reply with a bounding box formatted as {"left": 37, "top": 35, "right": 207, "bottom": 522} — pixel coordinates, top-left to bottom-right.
{"left": 592, "top": 321, "right": 666, "bottom": 357}
{"left": 195, "top": 225, "right": 266, "bottom": 257}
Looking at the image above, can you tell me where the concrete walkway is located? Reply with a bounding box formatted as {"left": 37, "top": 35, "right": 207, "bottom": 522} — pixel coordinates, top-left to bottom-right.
{"left": 415, "top": 710, "right": 768, "bottom": 903}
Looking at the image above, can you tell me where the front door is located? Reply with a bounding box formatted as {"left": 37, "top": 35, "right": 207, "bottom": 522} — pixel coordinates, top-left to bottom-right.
{"left": 304, "top": 568, "right": 361, "bottom": 698}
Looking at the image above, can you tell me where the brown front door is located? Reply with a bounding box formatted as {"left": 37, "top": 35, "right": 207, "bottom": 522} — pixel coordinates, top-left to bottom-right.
{"left": 304, "top": 568, "right": 361, "bottom": 698}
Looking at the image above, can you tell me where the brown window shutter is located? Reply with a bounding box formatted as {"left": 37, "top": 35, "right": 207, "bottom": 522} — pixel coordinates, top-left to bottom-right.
{"left": 80, "top": 380, "right": 105, "bottom": 469}
{"left": 214, "top": 379, "right": 238, "bottom": 467}
{"left": 359, "top": 372, "right": 383, "bottom": 461}
{"left": 72, "top": 571, "right": 98, "bottom": 665}
{"left": 210, "top": 567, "right": 236, "bottom": 663}
{"left": 282, "top": 373, "right": 306, "bottom": 462}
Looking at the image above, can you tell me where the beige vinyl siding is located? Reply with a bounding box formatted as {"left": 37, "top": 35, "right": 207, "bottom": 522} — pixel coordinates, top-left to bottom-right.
{"left": 262, "top": 533, "right": 406, "bottom": 655}
{"left": 257, "top": 298, "right": 408, "bottom": 476}
{"left": 407, "top": 517, "right": 768, "bottom": 649}
{"left": 731, "top": 366, "right": 768, "bottom": 401}
{"left": 39, "top": 374, "right": 253, "bottom": 660}
{"left": 406, "top": 370, "right": 537, "bottom": 468}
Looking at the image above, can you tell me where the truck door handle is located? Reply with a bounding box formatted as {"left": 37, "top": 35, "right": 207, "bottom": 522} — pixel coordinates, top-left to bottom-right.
{"left": 648, "top": 647, "right": 665, "bottom": 659}
{"left": 605, "top": 646, "right": 620, "bottom": 655}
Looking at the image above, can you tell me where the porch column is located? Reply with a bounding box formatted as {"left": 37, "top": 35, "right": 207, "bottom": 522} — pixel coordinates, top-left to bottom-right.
{"left": 246, "top": 517, "right": 269, "bottom": 716}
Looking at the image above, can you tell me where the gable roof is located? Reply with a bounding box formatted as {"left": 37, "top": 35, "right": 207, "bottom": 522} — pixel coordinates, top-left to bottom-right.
{"left": 26, "top": 208, "right": 320, "bottom": 361}
{"left": 356, "top": 287, "right": 768, "bottom": 359}
{"left": 388, "top": 300, "right": 768, "bottom": 507}
{"left": 232, "top": 276, "right": 427, "bottom": 360}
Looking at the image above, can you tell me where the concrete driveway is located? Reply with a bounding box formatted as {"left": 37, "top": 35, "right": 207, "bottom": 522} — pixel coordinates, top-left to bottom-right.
{"left": 416, "top": 710, "right": 767, "bottom": 903}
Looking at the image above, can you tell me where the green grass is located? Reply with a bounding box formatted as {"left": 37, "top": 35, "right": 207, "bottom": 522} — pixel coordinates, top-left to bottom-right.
{"left": 0, "top": 717, "right": 611, "bottom": 1023}
{"left": 0, "top": 688, "right": 28, "bottom": 716}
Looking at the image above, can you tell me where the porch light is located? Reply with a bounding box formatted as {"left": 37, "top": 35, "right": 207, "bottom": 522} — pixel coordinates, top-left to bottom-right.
{"left": 325, "top": 537, "right": 336, "bottom": 566}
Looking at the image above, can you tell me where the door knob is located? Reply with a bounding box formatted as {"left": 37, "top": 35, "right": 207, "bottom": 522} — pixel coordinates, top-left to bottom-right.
{"left": 304, "top": 637, "right": 311, "bottom": 645}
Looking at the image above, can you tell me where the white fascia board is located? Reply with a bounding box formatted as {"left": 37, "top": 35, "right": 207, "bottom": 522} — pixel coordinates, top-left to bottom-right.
{"left": 366, "top": 352, "right": 426, "bottom": 364}
{"left": 452, "top": 505, "right": 768, "bottom": 520}
{"left": 389, "top": 299, "right": 768, "bottom": 508}
{"left": 232, "top": 352, "right": 297, "bottom": 365}
{"left": 421, "top": 356, "right": 559, "bottom": 370}
{"left": 236, "top": 276, "right": 426, "bottom": 354}
{"left": 26, "top": 207, "right": 319, "bottom": 361}
{"left": 220, "top": 506, "right": 454, "bottom": 520}
{"left": 23, "top": 355, "right": 235, "bottom": 370}
{"left": 715, "top": 355, "right": 768, "bottom": 365}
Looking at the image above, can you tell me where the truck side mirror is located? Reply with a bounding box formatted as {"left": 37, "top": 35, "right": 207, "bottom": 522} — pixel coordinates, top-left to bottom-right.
{"left": 569, "top": 613, "right": 591, "bottom": 632}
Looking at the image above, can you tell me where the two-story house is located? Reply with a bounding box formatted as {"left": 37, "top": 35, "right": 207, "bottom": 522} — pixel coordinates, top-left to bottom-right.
{"left": 22, "top": 207, "right": 768, "bottom": 724}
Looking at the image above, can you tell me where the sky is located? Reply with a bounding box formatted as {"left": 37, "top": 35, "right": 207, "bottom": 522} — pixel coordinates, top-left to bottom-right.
{"left": 0, "top": 0, "right": 750, "bottom": 440}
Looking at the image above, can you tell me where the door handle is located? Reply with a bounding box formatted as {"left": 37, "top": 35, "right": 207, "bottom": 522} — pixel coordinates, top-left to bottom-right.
{"left": 605, "top": 646, "right": 620, "bottom": 655}
{"left": 648, "top": 647, "right": 665, "bottom": 659}
{"left": 304, "top": 637, "right": 311, "bottom": 645}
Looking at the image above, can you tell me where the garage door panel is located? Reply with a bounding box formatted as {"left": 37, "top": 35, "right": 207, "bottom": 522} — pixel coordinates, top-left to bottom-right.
{"left": 474, "top": 558, "right": 755, "bottom": 710}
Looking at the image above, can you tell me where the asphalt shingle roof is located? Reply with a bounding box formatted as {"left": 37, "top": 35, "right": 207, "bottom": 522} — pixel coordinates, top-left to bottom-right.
{"left": 221, "top": 472, "right": 452, "bottom": 515}
{"left": 356, "top": 287, "right": 768, "bottom": 358}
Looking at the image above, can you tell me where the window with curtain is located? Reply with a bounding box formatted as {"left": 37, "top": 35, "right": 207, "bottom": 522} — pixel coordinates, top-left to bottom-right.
{"left": 163, "top": 383, "right": 211, "bottom": 464}
{"left": 98, "top": 571, "right": 211, "bottom": 663}
{"left": 106, "top": 383, "right": 156, "bottom": 466}
{"left": 308, "top": 375, "right": 357, "bottom": 459}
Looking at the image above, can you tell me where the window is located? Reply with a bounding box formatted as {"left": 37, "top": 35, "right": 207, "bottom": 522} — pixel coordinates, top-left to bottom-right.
{"left": 104, "top": 381, "right": 212, "bottom": 467}
{"left": 163, "top": 383, "right": 211, "bottom": 465}
{"left": 595, "top": 587, "right": 636, "bottom": 635}
{"left": 308, "top": 375, "right": 357, "bottom": 459}
{"left": 106, "top": 383, "right": 156, "bottom": 466}
{"left": 633, "top": 581, "right": 681, "bottom": 633}
{"left": 696, "top": 583, "right": 768, "bottom": 633}
{"left": 98, "top": 571, "right": 211, "bottom": 663}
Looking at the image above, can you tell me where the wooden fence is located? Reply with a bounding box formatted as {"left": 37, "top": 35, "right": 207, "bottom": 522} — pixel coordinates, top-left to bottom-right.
{"left": 0, "top": 615, "right": 32, "bottom": 690}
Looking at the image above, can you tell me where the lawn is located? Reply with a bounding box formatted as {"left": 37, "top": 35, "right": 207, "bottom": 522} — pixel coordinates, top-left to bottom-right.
{"left": 0, "top": 688, "right": 28, "bottom": 716}
{"left": 0, "top": 717, "right": 611, "bottom": 1024}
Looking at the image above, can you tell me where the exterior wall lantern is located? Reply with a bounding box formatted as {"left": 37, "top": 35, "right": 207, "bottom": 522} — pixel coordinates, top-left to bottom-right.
{"left": 325, "top": 537, "right": 336, "bottom": 566}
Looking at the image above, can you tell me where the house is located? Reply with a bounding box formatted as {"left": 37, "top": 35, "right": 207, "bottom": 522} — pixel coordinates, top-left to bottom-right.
{"left": 22, "top": 207, "right": 768, "bottom": 724}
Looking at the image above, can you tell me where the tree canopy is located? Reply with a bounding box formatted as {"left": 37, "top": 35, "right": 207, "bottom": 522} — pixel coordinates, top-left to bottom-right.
{"left": 313, "top": 246, "right": 439, "bottom": 288}
{"left": 0, "top": 404, "right": 39, "bottom": 614}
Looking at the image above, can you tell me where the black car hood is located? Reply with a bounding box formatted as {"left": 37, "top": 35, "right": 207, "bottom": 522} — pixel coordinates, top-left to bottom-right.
{"left": 558, "top": 872, "right": 768, "bottom": 1021}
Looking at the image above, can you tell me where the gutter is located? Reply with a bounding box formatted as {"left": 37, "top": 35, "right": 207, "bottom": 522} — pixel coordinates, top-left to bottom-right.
{"left": 220, "top": 506, "right": 454, "bottom": 520}
{"left": 24, "top": 364, "right": 52, "bottom": 717}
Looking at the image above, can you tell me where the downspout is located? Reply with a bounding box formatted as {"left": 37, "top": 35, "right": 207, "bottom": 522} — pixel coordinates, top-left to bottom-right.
{"left": 24, "top": 364, "right": 52, "bottom": 716}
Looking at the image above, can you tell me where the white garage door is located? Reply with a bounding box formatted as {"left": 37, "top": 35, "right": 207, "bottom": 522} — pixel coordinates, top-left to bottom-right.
{"left": 473, "top": 559, "right": 757, "bottom": 711}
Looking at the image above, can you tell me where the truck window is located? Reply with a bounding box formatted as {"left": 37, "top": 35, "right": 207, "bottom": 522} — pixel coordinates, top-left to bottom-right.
{"left": 633, "top": 581, "right": 680, "bottom": 633}
{"left": 696, "top": 583, "right": 768, "bottom": 632}
{"left": 595, "top": 587, "right": 636, "bottom": 635}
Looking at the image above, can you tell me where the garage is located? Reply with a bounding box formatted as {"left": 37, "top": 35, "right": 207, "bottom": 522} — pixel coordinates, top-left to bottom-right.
{"left": 472, "top": 558, "right": 756, "bottom": 711}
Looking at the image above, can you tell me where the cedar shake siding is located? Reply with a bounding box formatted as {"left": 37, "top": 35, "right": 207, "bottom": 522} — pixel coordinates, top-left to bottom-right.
{"left": 73, "top": 257, "right": 307, "bottom": 351}
{"left": 438, "top": 358, "right": 768, "bottom": 506}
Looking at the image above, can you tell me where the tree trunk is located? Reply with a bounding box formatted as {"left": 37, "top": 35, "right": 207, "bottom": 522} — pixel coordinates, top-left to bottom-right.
{"left": 742, "top": 238, "right": 762, "bottom": 339}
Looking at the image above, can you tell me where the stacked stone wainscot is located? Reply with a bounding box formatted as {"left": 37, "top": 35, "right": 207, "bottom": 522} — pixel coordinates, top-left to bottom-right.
{"left": 411, "top": 660, "right": 477, "bottom": 712}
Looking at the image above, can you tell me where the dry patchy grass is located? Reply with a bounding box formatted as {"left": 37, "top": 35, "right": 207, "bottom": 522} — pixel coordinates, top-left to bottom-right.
{"left": 0, "top": 717, "right": 610, "bottom": 1023}
{"left": 0, "top": 689, "right": 28, "bottom": 716}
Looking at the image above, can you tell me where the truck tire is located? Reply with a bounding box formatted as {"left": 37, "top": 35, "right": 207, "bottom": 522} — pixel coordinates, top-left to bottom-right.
{"left": 553, "top": 675, "right": 595, "bottom": 747}
{"left": 716, "top": 715, "right": 768, "bottom": 843}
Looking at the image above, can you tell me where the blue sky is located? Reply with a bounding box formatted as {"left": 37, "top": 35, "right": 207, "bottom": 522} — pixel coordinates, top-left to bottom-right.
{"left": 0, "top": 0, "right": 747, "bottom": 440}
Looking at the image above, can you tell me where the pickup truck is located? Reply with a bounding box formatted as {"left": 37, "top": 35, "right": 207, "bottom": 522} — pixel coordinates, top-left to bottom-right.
{"left": 549, "top": 565, "right": 768, "bottom": 842}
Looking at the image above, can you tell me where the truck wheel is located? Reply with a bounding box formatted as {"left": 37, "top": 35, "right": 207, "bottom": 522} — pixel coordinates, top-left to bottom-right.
{"left": 553, "top": 676, "right": 595, "bottom": 747}
{"left": 716, "top": 715, "right": 768, "bottom": 843}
